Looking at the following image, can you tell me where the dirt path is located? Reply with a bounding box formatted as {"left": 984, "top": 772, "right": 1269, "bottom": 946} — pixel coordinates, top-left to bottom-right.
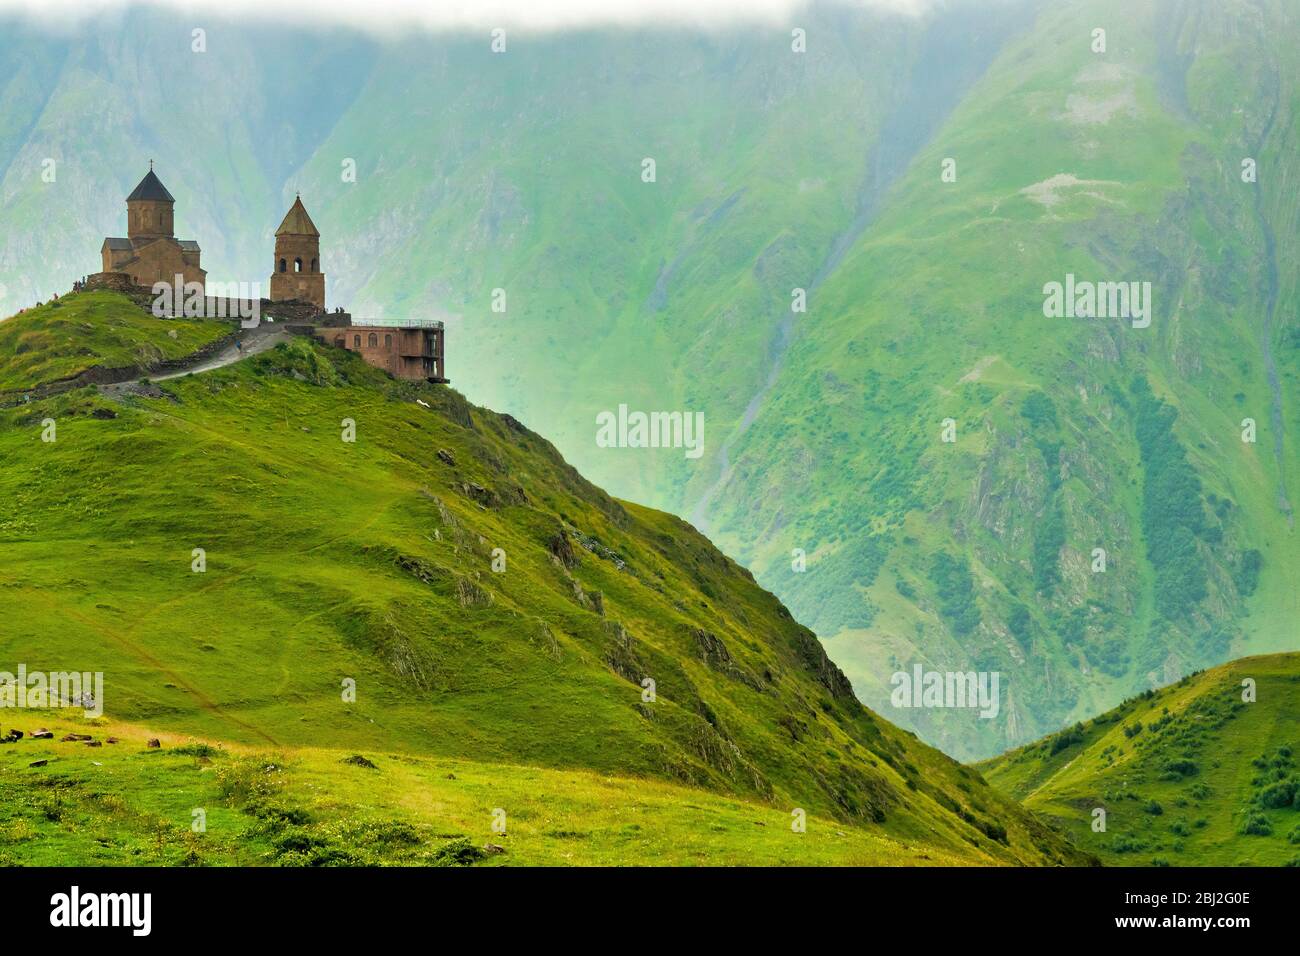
{"left": 153, "top": 324, "right": 291, "bottom": 381}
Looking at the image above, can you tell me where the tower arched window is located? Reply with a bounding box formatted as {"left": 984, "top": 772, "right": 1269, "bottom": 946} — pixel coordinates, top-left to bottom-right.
{"left": 279, "top": 259, "right": 287, "bottom": 273}
{"left": 294, "top": 258, "right": 303, "bottom": 273}
{"left": 311, "top": 258, "right": 319, "bottom": 273}
{"left": 368, "top": 333, "right": 378, "bottom": 348}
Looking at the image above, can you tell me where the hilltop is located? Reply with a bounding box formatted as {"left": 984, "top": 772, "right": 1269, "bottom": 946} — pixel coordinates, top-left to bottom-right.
{"left": 979, "top": 653, "right": 1300, "bottom": 866}
{"left": 0, "top": 291, "right": 1089, "bottom": 866}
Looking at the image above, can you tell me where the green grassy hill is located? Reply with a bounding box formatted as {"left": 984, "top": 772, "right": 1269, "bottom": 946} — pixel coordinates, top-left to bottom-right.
{"left": 2, "top": 0, "right": 1294, "bottom": 762}
{"left": 0, "top": 291, "right": 231, "bottom": 392}
{"left": 980, "top": 653, "right": 1300, "bottom": 866}
{"left": 0, "top": 292, "right": 1088, "bottom": 866}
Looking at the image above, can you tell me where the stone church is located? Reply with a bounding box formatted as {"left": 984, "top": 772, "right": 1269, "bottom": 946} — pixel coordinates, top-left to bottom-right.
{"left": 100, "top": 166, "right": 206, "bottom": 288}
{"left": 90, "top": 166, "right": 444, "bottom": 383}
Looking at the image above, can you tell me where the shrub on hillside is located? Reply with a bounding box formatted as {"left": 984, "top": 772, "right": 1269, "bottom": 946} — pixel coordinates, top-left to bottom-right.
{"left": 1256, "top": 780, "right": 1298, "bottom": 810}
{"left": 928, "top": 552, "right": 981, "bottom": 636}
{"left": 1238, "top": 812, "right": 1273, "bottom": 836}
{"left": 1159, "top": 758, "right": 1199, "bottom": 780}
{"left": 1049, "top": 723, "right": 1086, "bottom": 756}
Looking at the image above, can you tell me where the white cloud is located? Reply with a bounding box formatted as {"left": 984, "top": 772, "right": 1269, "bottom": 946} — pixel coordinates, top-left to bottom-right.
{"left": 0, "top": 0, "right": 939, "bottom": 36}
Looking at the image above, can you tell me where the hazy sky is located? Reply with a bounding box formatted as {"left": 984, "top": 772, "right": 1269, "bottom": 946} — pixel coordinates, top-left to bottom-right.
{"left": 0, "top": 0, "right": 939, "bottom": 34}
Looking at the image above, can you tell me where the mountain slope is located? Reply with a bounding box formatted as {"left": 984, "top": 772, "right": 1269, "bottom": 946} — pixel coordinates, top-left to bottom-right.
{"left": 0, "top": 291, "right": 1088, "bottom": 865}
{"left": 0, "top": 0, "right": 1294, "bottom": 762}
{"left": 980, "top": 653, "right": 1300, "bottom": 866}
{"left": 701, "top": 0, "right": 1300, "bottom": 759}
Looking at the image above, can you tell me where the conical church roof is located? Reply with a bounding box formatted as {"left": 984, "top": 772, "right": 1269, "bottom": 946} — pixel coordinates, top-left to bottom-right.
{"left": 127, "top": 168, "right": 175, "bottom": 203}
{"left": 275, "top": 196, "right": 320, "bottom": 237}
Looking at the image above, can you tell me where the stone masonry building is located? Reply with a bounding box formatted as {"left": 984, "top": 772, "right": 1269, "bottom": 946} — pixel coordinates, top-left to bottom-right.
{"left": 100, "top": 166, "right": 206, "bottom": 288}
{"left": 270, "top": 196, "right": 325, "bottom": 309}
{"left": 90, "top": 167, "right": 445, "bottom": 384}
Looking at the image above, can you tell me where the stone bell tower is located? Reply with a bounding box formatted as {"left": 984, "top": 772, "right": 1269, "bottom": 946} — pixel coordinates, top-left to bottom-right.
{"left": 269, "top": 195, "right": 325, "bottom": 309}
{"left": 126, "top": 164, "right": 175, "bottom": 240}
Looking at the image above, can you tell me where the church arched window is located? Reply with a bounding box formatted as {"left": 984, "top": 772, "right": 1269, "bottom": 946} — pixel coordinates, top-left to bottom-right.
{"left": 368, "top": 333, "right": 378, "bottom": 348}
{"left": 294, "top": 258, "right": 303, "bottom": 273}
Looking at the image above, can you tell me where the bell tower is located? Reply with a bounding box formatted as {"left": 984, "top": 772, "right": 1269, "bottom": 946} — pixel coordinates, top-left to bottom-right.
{"left": 269, "top": 194, "right": 325, "bottom": 309}
{"left": 126, "top": 162, "right": 175, "bottom": 241}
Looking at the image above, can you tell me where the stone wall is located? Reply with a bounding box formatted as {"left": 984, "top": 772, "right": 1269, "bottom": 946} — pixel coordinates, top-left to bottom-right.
{"left": 85, "top": 272, "right": 146, "bottom": 294}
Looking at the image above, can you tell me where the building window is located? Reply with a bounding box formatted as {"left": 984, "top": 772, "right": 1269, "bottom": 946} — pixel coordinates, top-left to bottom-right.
{"left": 384, "top": 334, "right": 392, "bottom": 348}
{"left": 333, "top": 336, "right": 344, "bottom": 347}
{"left": 353, "top": 335, "right": 361, "bottom": 347}
{"left": 368, "top": 333, "right": 378, "bottom": 348}
{"left": 279, "top": 259, "right": 287, "bottom": 273}
{"left": 294, "top": 258, "right": 303, "bottom": 273}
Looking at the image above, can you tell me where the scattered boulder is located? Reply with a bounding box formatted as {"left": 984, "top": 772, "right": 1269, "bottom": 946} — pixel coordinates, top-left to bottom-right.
{"left": 85, "top": 740, "right": 102, "bottom": 748}
{"left": 31, "top": 729, "right": 53, "bottom": 739}
{"left": 60, "top": 733, "right": 91, "bottom": 742}
{"left": 432, "top": 837, "right": 485, "bottom": 866}
{"left": 436, "top": 448, "right": 456, "bottom": 467}
{"left": 691, "top": 628, "right": 763, "bottom": 689}
{"left": 342, "top": 754, "right": 378, "bottom": 770}
{"left": 28, "top": 759, "right": 48, "bottom": 768}
{"left": 105, "top": 737, "right": 119, "bottom": 744}
{"left": 460, "top": 481, "right": 496, "bottom": 507}
{"left": 548, "top": 530, "right": 578, "bottom": 569}
{"left": 482, "top": 843, "right": 507, "bottom": 855}
{"left": 455, "top": 575, "right": 493, "bottom": 608}
{"left": 146, "top": 738, "right": 161, "bottom": 749}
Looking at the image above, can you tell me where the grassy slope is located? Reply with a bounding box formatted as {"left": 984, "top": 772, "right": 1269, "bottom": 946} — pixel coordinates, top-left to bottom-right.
{"left": 0, "top": 292, "right": 1087, "bottom": 866}
{"left": 294, "top": 0, "right": 1296, "bottom": 761}
{"left": 0, "top": 292, "right": 232, "bottom": 391}
{"left": 4, "top": 2, "right": 1292, "bottom": 765}
{"left": 0, "top": 716, "right": 978, "bottom": 866}
{"left": 979, "top": 653, "right": 1300, "bottom": 867}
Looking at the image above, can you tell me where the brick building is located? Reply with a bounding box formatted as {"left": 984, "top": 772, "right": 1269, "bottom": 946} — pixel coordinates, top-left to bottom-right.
{"left": 314, "top": 319, "right": 446, "bottom": 383}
